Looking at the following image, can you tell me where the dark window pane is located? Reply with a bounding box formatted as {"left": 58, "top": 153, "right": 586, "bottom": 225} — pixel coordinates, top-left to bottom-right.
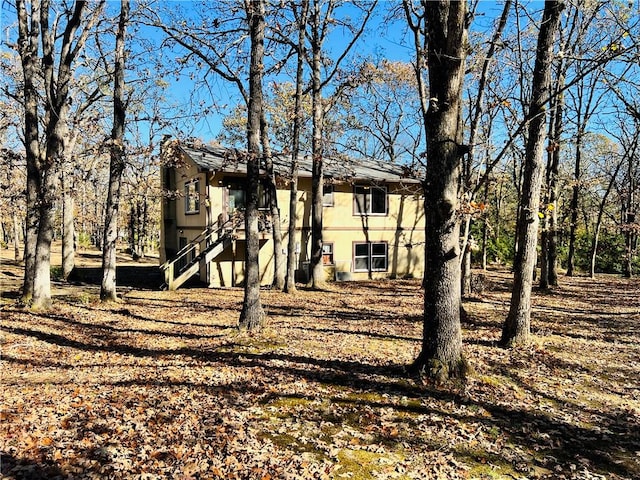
{"left": 371, "top": 188, "right": 386, "bottom": 213}
{"left": 355, "top": 243, "right": 368, "bottom": 256}
{"left": 371, "top": 243, "right": 386, "bottom": 255}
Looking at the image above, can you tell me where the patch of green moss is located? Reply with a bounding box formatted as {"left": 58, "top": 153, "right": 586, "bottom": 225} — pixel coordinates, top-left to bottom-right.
{"left": 217, "top": 333, "right": 287, "bottom": 354}
{"left": 258, "top": 430, "right": 325, "bottom": 457}
{"left": 334, "top": 448, "right": 408, "bottom": 480}
{"left": 454, "top": 446, "right": 519, "bottom": 478}
{"left": 264, "top": 396, "right": 317, "bottom": 412}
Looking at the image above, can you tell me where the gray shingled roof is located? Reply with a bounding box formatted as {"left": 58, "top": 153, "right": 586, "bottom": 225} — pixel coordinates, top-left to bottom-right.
{"left": 179, "top": 143, "right": 422, "bottom": 184}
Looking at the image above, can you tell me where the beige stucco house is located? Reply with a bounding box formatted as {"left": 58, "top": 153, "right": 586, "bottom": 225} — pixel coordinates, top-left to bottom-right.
{"left": 159, "top": 139, "right": 425, "bottom": 289}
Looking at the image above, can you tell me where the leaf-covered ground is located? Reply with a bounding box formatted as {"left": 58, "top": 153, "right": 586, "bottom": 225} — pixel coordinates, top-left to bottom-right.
{"left": 1, "top": 249, "right": 639, "bottom": 479}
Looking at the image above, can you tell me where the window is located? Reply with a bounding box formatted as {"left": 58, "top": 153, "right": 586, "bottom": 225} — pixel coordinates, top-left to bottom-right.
{"left": 353, "top": 242, "right": 388, "bottom": 272}
{"left": 323, "top": 184, "right": 334, "bottom": 206}
{"left": 185, "top": 179, "right": 200, "bottom": 214}
{"left": 354, "top": 185, "right": 387, "bottom": 215}
{"left": 322, "top": 243, "right": 334, "bottom": 265}
{"left": 226, "top": 178, "right": 270, "bottom": 212}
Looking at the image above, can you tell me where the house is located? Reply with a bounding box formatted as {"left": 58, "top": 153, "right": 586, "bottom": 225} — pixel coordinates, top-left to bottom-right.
{"left": 159, "top": 139, "right": 425, "bottom": 289}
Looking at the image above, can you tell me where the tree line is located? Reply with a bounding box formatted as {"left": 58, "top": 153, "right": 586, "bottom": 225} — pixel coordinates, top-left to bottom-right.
{"left": 1, "top": 0, "right": 638, "bottom": 381}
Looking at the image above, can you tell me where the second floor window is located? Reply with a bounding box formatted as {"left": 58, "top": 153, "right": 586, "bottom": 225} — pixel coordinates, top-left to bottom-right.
{"left": 227, "top": 178, "right": 271, "bottom": 212}
{"left": 323, "top": 184, "right": 334, "bottom": 206}
{"left": 354, "top": 185, "right": 387, "bottom": 215}
{"left": 185, "top": 179, "right": 200, "bottom": 214}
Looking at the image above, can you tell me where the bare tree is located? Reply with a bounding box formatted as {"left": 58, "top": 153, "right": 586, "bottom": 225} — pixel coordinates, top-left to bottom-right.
{"left": 501, "top": 0, "right": 564, "bottom": 348}
{"left": 239, "top": 0, "right": 268, "bottom": 330}
{"left": 306, "top": 0, "right": 377, "bottom": 288}
{"left": 404, "top": 0, "right": 469, "bottom": 380}
{"left": 101, "top": 0, "right": 130, "bottom": 301}
{"left": 15, "top": 0, "right": 104, "bottom": 308}
{"left": 284, "top": 0, "right": 310, "bottom": 294}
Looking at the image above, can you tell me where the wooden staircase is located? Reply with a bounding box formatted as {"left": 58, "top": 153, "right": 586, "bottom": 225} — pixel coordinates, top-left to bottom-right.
{"left": 160, "top": 215, "right": 242, "bottom": 290}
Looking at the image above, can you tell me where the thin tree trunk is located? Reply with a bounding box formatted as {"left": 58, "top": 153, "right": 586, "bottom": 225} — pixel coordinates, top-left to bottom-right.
{"left": 460, "top": 216, "right": 472, "bottom": 296}
{"left": 12, "top": 209, "right": 21, "bottom": 262}
{"left": 566, "top": 128, "right": 582, "bottom": 276}
{"left": 623, "top": 153, "right": 635, "bottom": 278}
{"left": 261, "top": 111, "right": 284, "bottom": 290}
{"left": 544, "top": 32, "right": 566, "bottom": 288}
{"left": 239, "top": 0, "right": 266, "bottom": 330}
{"left": 284, "top": 0, "right": 309, "bottom": 294}
{"left": 61, "top": 168, "right": 75, "bottom": 279}
{"left": 501, "top": 0, "right": 563, "bottom": 348}
{"left": 101, "top": 0, "right": 129, "bottom": 301}
{"left": 309, "top": 0, "right": 325, "bottom": 289}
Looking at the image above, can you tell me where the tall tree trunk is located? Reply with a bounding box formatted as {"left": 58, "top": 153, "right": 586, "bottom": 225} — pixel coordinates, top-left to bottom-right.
{"left": 12, "top": 209, "right": 21, "bottom": 262}
{"left": 239, "top": 0, "right": 266, "bottom": 330}
{"left": 32, "top": 165, "right": 57, "bottom": 308}
{"left": 101, "top": 0, "right": 129, "bottom": 301}
{"left": 261, "top": 110, "right": 284, "bottom": 290}
{"left": 461, "top": 0, "right": 511, "bottom": 296}
{"left": 501, "top": 0, "right": 563, "bottom": 347}
{"left": 284, "top": 0, "right": 309, "bottom": 294}
{"left": 566, "top": 127, "right": 583, "bottom": 276}
{"left": 61, "top": 167, "right": 75, "bottom": 279}
{"left": 309, "top": 0, "right": 325, "bottom": 289}
{"left": 460, "top": 218, "right": 472, "bottom": 296}
{"left": 623, "top": 153, "right": 636, "bottom": 278}
{"left": 17, "top": 0, "right": 42, "bottom": 301}
{"left": 540, "top": 96, "right": 562, "bottom": 289}
{"left": 407, "top": 0, "right": 469, "bottom": 381}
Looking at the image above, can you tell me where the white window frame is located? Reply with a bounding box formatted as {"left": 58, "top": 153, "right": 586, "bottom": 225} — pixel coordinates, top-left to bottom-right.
{"left": 353, "top": 185, "right": 387, "bottom": 216}
{"left": 353, "top": 242, "right": 388, "bottom": 272}
{"left": 322, "top": 242, "right": 334, "bottom": 265}
{"left": 185, "top": 179, "right": 200, "bottom": 214}
{"left": 323, "top": 184, "right": 334, "bottom": 207}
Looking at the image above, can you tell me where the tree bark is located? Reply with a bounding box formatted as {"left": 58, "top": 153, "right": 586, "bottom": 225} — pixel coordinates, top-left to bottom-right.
{"left": 540, "top": 93, "right": 562, "bottom": 290}
{"left": 309, "top": 0, "right": 325, "bottom": 289}
{"left": 17, "top": 0, "right": 42, "bottom": 302}
{"left": 61, "top": 166, "right": 75, "bottom": 279}
{"left": 623, "top": 152, "right": 636, "bottom": 278}
{"left": 12, "top": 210, "right": 21, "bottom": 262}
{"left": 101, "top": 0, "right": 129, "bottom": 301}
{"left": 239, "top": 0, "right": 266, "bottom": 330}
{"left": 284, "top": 0, "right": 309, "bottom": 294}
{"left": 566, "top": 127, "right": 582, "bottom": 276}
{"left": 406, "top": 0, "right": 468, "bottom": 381}
{"left": 501, "top": 0, "right": 563, "bottom": 347}
{"left": 261, "top": 110, "right": 285, "bottom": 290}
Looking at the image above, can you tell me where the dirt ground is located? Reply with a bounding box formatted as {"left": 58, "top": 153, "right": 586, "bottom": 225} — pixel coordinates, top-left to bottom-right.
{"left": 1, "top": 243, "right": 639, "bottom": 479}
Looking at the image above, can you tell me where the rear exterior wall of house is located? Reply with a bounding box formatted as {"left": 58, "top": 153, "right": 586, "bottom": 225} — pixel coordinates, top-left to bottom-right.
{"left": 161, "top": 156, "right": 426, "bottom": 287}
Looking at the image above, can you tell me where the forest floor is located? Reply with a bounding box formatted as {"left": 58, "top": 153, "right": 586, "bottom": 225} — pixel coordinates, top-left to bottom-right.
{"left": 1, "top": 244, "right": 639, "bottom": 480}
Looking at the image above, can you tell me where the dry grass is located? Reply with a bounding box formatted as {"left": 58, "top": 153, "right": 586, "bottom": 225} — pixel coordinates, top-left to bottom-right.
{"left": 1, "top": 244, "right": 639, "bottom": 479}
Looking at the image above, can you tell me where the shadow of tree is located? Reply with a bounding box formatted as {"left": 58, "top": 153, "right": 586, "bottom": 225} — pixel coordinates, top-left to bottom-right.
{"left": 3, "top": 318, "right": 639, "bottom": 478}
{"left": 0, "top": 452, "right": 66, "bottom": 480}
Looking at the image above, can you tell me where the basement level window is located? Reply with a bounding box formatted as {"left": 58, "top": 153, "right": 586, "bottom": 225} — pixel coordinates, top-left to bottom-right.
{"left": 354, "top": 242, "right": 388, "bottom": 272}
{"left": 185, "top": 179, "right": 200, "bottom": 214}
{"left": 322, "top": 243, "right": 334, "bottom": 265}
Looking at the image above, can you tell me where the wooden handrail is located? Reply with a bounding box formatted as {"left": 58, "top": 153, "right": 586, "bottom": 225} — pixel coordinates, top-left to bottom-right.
{"left": 160, "top": 213, "right": 243, "bottom": 275}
